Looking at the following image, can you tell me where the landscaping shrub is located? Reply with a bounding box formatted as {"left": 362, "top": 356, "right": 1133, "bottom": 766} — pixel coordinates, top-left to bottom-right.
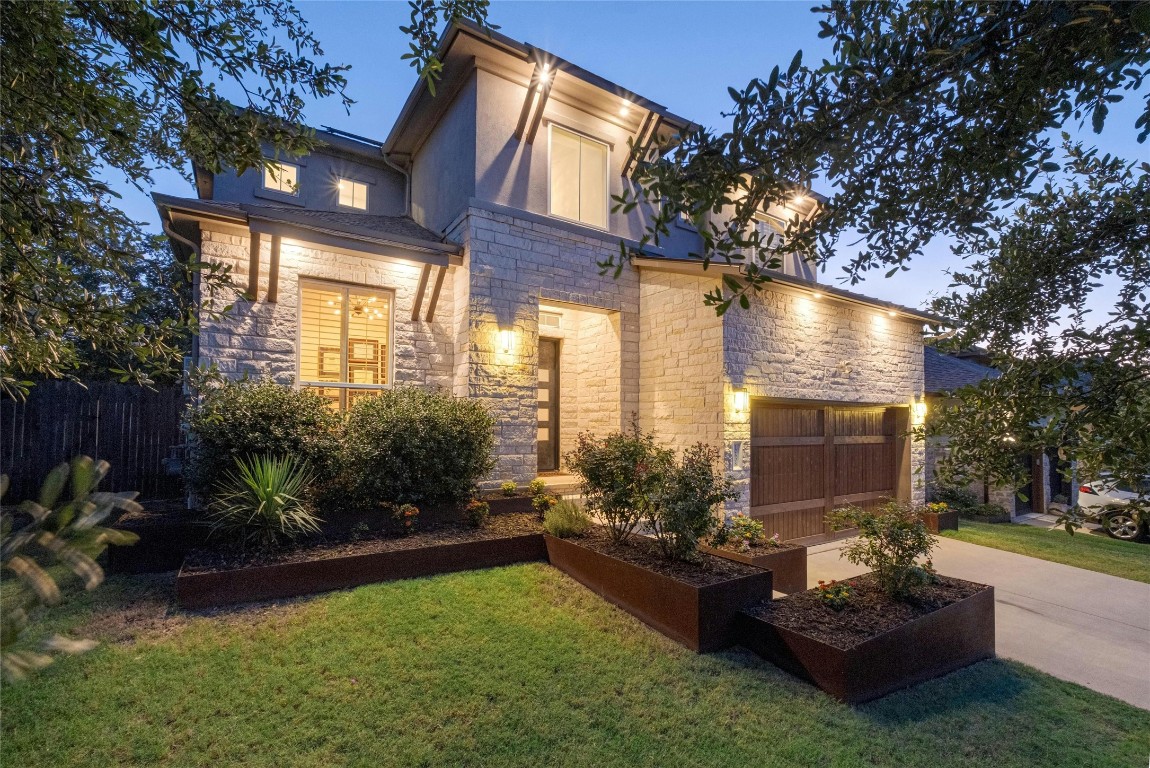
{"left": 208, "top": 454, "right": 321, "bottom": 551}
{"left": 649, "top": 443, "right": 735, "bottom": 561}
{"left": 465, "top": 499, "right": 490, "bottom": 528}
{"left": 500, "top": 481, "right": 518, "bottom": 497}
{"left": 184, "top": 379, "right": 341, "bottom": 499}
{"left": 341, "top": 386, "right": 495, "bottom": 510}
{"left": 392, "top": 503, "right": 420, "bottom": 534}
{"left": 565, "top": 422, "right": 674, "bottom": 543}
{"left": 711, "top": 512, "right": 779, "bottom": 551}
{"left": 527, "top": 478, "right": 547, "bottom": 497}
{"left": 543, "top": 499, "right": 591, "bottom": 538}
{"left": 827, "top": 501, "right": 937, "bottom": 599}
{"left": 816, "top": 579, "right": 855, "bottom": 611}
{"left": 532, "top": 493, "right": 558, "bottom": 518}
{"left": 928, "top": 483, "right": 979, "bottom": 512}
{"left": 967, "top": 502, "right": 1010, "bottom": 521}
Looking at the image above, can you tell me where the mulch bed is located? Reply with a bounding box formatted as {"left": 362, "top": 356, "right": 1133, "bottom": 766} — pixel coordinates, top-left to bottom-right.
{"left": 707, "top": 540, "right": 805, "bottom": 556}
{"left": 571, "top": 527, "right": 764, "bottom": 587}
{"left": 744, "top": 573, "right": 987, "bottom": 650}
{"left": 183, "top": 512, "right": 542, "bottom": 574}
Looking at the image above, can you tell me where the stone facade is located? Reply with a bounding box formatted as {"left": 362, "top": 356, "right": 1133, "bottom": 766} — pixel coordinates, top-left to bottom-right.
{"left": 196, "top": 226, "right": 456, "bottom": 388}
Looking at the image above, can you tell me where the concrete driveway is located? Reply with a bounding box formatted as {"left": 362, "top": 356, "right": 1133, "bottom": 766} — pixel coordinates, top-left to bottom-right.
{"left": 806, "top": 537, "right": 1150, "bottom": 710}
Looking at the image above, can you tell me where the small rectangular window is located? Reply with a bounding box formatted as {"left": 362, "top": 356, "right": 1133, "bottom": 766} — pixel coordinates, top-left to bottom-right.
{"left": 263, "top": 161, "right": 299, "bottom": 195}
{"left": 299, "top": 281, "right": 392, "bottom": 412}
{"left": 338, "top": 178, "right": 368, "bottom": 210}
{"left": 549, "top": 125, "right": 608, "bottom": 229}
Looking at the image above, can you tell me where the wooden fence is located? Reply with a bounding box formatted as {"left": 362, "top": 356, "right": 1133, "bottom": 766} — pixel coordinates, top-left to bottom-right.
{"left": 1, "top": 381, "right": 185, "bottom": 501}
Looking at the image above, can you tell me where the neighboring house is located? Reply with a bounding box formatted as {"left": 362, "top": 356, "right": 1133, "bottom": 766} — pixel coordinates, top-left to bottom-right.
{"left": 157, "top": 20, "right": 940, "bottom": 543}
{"left": 923, "top": 346, "right": 1075, "bottom": 517}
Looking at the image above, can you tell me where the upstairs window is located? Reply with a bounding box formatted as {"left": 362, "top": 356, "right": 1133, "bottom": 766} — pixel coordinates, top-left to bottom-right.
{"left": 263, "top": 161, "right": 299, "bottom": 195}
{"left": 549, "top": 125, "right": 608, "bottom": 229}
{"left": 338, "top": 178, "right": 368, "bottom": 210}
{"left": 299, "top": 280, "right": 392, "bottom": 412}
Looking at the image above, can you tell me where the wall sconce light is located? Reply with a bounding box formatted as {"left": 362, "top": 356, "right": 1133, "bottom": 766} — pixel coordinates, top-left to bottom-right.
{"left": 912, "top": 397, "right": 927, "bottom": 422}
{"left": 733, "top": 389, "right": 749, "bottom": 415}
{"left": 887, "top": 309, "right": 898, "bottom": 317}
{"left": 811, "top": 291, "right": 823, "bottom": 299}
{"left": 498, "top": 328, "right": 514, "bottom": 354}
{"left": 538, "top": 63, "right": 552, "bottom": 85}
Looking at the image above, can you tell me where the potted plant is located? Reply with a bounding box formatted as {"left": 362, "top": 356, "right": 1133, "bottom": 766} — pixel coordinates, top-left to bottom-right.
{"left": 919, "top": 501, "right": 960, "bottom": 533}
{"left": 737, "top": 500, "right": 994, "bottom": 703}
{"left": 547, "top": 425, "right": 773, "bottom": 652}
{"left": 699, "top": 513, "right": 808, "bottom": 594}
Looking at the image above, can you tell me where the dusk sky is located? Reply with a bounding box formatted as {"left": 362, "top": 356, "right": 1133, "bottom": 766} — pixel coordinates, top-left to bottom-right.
{"left": 125, "top": 0, "right": 1144, "bottom": 314}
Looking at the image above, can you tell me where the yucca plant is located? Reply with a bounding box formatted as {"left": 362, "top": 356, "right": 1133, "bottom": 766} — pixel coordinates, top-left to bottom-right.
{"left": 1, "top": 456, "right": 140, "bottom": 682}
{"left": 208, "top": 455, "right": 321, "bottom": 551}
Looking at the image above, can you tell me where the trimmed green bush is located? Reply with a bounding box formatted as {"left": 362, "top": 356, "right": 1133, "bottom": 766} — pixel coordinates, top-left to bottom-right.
{"left": 184, "top": 379, "right": 341, "bottom": 498}
{"left": 828, "top": 501, "right": 937, "bottom": 599}
{"left": 208, "top": 454, "right": 321, "bottom": 551}
{"left": 649, "top": 443, "right": 735, "bottom": 561}
{"left": 543, "top": 499, "right": 591, "bottom": 538}
{"left": 342, "top": 386, "right": 495, "bottom": 509}
{"left": 929, "top": 483, "right": 979, "bottom": 512}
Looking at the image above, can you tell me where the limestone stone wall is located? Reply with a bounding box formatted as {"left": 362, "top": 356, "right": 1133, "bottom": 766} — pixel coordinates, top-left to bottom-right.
{"left": 722, "top": 284, "right": 927, "bottom": 513}
{"left": 196, "top": 226, "right": 456, "bottom": 388}
{"left": 462, "top": 205, "right": 639, "bottom": 483}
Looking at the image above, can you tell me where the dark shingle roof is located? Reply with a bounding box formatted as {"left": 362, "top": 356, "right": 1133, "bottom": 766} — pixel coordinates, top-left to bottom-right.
{"left": 925, "top": 346, "right": 999, "bottom": 394}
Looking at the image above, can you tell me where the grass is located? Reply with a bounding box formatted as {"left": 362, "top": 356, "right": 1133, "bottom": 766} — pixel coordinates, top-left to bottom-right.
{"left": 942, "top": 519, "right": 1150, "bottom": 583}
{"left": 2, "top": 565, "right": 1146, "bottom": 768}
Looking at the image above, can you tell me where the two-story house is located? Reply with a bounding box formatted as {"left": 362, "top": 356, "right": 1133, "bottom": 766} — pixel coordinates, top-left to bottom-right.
{"left": 156, "top": 20, "right": 938, "bottom": 544}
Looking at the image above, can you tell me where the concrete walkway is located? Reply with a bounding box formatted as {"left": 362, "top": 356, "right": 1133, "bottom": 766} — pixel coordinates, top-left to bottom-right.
{"left": 806, "top": 537, "right": 1150, "bottom": 710}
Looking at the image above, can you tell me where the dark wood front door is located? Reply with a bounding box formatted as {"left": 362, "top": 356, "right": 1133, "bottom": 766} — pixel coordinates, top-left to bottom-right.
{"left": 537, "top": 339, "right": 560, "bottom": 472}
{"left": 750, "top": 402, "right": 909, "bottom": 542}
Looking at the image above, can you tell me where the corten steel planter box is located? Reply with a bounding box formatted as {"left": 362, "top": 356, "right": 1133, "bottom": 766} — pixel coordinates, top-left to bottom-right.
{"left": 177, "top": 533, "right": 547, "bottom": 610}
{"left": 486, "top": 496, "right": 536, "bottom": 515}
{"left": 543, "top": 534, "right": 773, "bottom": 652}
{"left": 921, "top": 510, "right": 960, "bottom": 533}
{"left": 736, "top": 584, "right": 995, "bottom": 704}
{"left": 698, "top": 544, "right": 808, "bottom": 594}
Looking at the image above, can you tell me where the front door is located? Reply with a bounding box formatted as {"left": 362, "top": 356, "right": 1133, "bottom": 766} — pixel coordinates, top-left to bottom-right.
{"left": 537, "top": 339, "right": 560, "bottom": 472}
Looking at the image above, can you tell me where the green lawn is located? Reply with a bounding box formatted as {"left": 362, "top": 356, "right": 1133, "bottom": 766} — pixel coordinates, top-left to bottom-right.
{"left": 2, "top": 565, "right": 1145, "bottom": 768}
{"left": 942, "top": 519, "right": 1150, "bottom": 583}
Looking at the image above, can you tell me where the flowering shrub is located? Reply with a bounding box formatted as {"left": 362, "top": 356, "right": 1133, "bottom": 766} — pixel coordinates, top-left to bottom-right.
{"left": 710, "top": 514, "right": 783, "bottom": 552}
{"left": 499, "top": 481, "right": 518, "bottom": 497}
{"left": 393, "top": 503, "right": 420, "bottom": 534}
{"left": 817, "top": 579, "right": 855, "bottom": 611}
{"left": 465, "top": 499, "right": 490, "bottom": 528}
{"left": 925, "top": 502, "right": 949, "bottom": 515}
{"left": 828, "top": 501, "right": 938, "bottom": 599}
{"left": 527, "top": 478, "right": 548, "bottom": 497}
{"left": 532, "top": 493, "right": 558, "bottom": 518}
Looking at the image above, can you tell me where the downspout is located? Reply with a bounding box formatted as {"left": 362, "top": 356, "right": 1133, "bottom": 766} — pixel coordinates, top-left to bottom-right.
{"left": 382, "top": 151, "right": 413, "bottom": 217}
{"left": 161, "top": 217, "right": 202, "bottom": 373}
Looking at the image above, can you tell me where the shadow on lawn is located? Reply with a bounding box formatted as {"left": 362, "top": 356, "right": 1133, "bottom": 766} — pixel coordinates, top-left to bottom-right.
{"left": 856, "top": 659, "right": 1031, "bottom": 723}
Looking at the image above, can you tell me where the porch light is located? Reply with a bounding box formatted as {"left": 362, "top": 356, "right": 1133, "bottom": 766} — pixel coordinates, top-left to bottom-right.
{"left": 498, "top": 328, "right": 514, "bottom": 354}
{"left": 912, "top": 398, "right": 927, "bottom": 422}
{"left": 539, "top": 64, "right": 552, "bottom": 85}
{"left": 733, "top": 389, "right": 749, "bottom": 415}
{"left": 620, "top": 100, "right": 631, "bottom": 117}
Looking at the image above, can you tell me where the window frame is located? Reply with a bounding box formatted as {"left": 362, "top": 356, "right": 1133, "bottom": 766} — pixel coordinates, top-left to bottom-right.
{"left": 296, "top": 278, "right": 396, "bottom": 412}
{"left": 336, "top": 177, "right": 369, "bottom": 210}
{"left": 263, "top": 160, "right": 300, "bottom": 196}
{"left": 547, "top": 123, "right": 610, "bottom": 231}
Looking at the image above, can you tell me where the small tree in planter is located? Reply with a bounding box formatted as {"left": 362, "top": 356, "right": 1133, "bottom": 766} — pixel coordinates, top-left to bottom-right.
{"left": 564, "top": 422, "right": 674, "bottom": 543}
{"left": 827, "top": 501, "right": 937, "bottom": 599}
{"left": 649, "top": 443, "right": 735, "bottom": 561}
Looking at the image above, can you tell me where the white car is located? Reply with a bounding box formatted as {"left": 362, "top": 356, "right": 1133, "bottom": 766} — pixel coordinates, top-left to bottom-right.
{"left": 1078, "top": 477, "right": 1149, "bottom": 541}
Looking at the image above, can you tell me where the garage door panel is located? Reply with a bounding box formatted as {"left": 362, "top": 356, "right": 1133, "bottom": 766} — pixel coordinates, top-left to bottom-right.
{"left": 752, "top": 405, "right": 823, "bottom": 438}
{"left": 752, "top": 506, "right": 825, "bottom": 541}
{"left": 834, "top": 443, "right": 895, "bottom": 497}
{"left": 833, "top": 407, "right": 892, "bottom": 437}
{"left": 751, "top": 445, "right": 824, "bottom": 506}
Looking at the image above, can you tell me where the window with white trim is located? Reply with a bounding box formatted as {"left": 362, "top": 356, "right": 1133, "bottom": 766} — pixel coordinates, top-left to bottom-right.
{"left": 299, "top": 280, "right": 392, "bottom": 411}
{"left": 549, "top": 125, "right": 608, "bottom": 229}
{"left": 337, "top": 178, "right": 368, "bottom": 209}
{"left": 263, "top": 161, "right": 299, "bottom": 195}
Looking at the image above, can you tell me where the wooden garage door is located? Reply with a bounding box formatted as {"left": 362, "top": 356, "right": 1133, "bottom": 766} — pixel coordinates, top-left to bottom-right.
{"left": 750, "top": 402, "right": 907, "bottom": 541}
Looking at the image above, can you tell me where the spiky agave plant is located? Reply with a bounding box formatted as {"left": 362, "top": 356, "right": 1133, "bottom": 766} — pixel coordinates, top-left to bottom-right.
{"left": 1, "top": 456, "right": 141, "bottom": 681}
{"left": 208, "top": 454, "right": 321, "bottom": 551}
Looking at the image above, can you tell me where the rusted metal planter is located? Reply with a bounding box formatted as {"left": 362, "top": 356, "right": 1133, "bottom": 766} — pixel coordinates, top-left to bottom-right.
{"left": 736, "top": 584, "right": 995, "bottom": 704}
{"left": 485, "top": 496, "right": 535, "bottom": 515}
{"left": 698, "top": 544, "right": 807, "bottom": 594}
{"left": 544, "top": 534, "right": 773, "bottom": 652}
{"left": 921, "top": 510, "right": 960, "bottom": 533}
{"left": 177, "top": 533, "right": 547, "bottom": 610}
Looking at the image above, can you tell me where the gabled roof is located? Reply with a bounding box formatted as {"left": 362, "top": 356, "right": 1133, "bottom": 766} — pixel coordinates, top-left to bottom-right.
{"left": 924, "top": 346, "right": 999, "bottom": 394}
{"left": 153, "top": 193, "right": 462, "bottom": 266}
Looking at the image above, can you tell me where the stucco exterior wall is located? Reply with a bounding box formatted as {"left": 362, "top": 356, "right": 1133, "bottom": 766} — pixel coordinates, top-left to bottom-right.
{"left": 196, "top": 226, "right": 456, "bottom": 389}
{"left": 462, "top": 204, "right": 639, "bottom": 483}
{"left": 411, "top": 73, "right": 479, "bottom": 234}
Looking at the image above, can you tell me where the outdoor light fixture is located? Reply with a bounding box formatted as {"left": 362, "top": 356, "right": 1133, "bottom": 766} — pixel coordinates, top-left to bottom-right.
{"left": 887, "top": 309, "right": 897, "bottom": 317}
{"left": 913, "top": 398, "right": 927, "bottom": 422}
{"left": 791, "top": 193, "right": 808, "bottom": 207}
{"left": 620, "top": 100, "right": 631, "bottom": 117}
{"left": 539, "top": 64, "right": 552, "bottom": 85}
{"left": 733, "top": 389, "right": 749, "bottom": 415}
{"left": 498, "top": 328, "right": 514, "bottom": 354}
{"left": 812, "top": 291, "right": 823, "bottom": 299}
